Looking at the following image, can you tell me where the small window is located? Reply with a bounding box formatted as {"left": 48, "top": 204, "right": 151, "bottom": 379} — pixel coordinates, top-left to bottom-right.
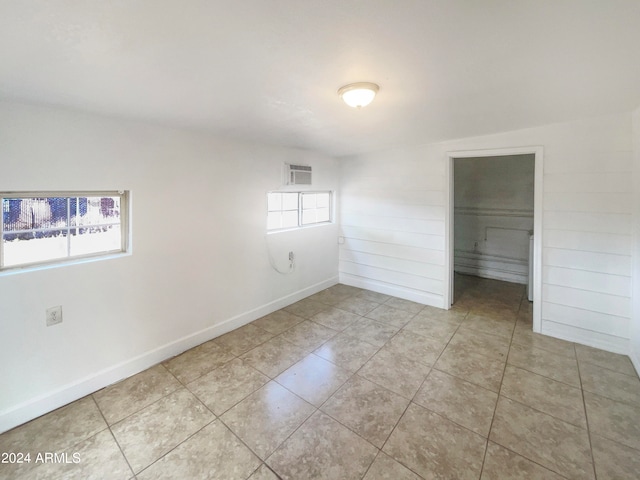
{"left": 267, "top": 191, "right": 332, "bottom": 231}
{"left": 1, "top": 191, "right": 129, "bottom": 271}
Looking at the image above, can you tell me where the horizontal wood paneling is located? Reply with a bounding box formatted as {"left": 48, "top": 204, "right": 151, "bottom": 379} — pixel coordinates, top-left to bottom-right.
{"left": 340, "top": 226, "right": 444, "bottom": 250}
{"left": 341, "top": 212, "right": 444, "bottom": 235}
{"left": 341, "top": 238, "right": 445, "bottom": 265}
{"left": 543, "top": 284, "right": 631, "bottom": 318}
{"left": 339, "top": 272, "right": 445, "bottom": 307}
{"left": 542, "top": 303, "right": 630, "bottom": 338}
{"left": 340, "top": 249, "right": 445, "bottom": 280}
{"left": 543, "top": 211, "right": 632, "bottom": 235}
{"left": 339, "top": 261, "right": 444, "bottom": 295}
{"left": 543, "top": 230, "right": 631, "bottom": 256}
{"left": 544, "top": 266, "right": 631, "bottom": 297}
{"left": 543, "top": 248, "right": 631, "bottom": 276}
{"left": 544, "top": 172, "right": 632, "bottom": 193}
{"left": 543, "top": 150, "right": 632, "bottom": 173}
{"left": 543, "top": 192, "right": 633, "bottom": 214}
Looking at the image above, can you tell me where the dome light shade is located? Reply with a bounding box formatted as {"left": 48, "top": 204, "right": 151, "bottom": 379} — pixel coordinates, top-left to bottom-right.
{"left": 338, "top": 82, "right": 379, "bottom": 108}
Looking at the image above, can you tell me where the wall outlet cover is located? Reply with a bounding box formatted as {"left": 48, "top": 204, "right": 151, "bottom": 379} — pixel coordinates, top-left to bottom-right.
{"left": 46, "top": 306, "right": 63, "bottom": 326}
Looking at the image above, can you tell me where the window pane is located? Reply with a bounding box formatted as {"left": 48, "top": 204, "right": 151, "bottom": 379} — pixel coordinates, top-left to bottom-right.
{"left": 267, "top": 211, "right": 281, "bottom": 230}
{"left": 301, "top": 209, "right": 316, "bottom": 225}
{"left": 282, "top": 193, "right": 298, "bottom": 211}
{"left": 316, "top": 207, "right": 330, "bottom": 223}
{"left": 302, "top": 193, "right": 316, "bottom": 209}
{"left": 267, "top": 193, "right": 282, "bottom": 212}
{"left": 282, "top": 210, "right": 298, "bottom": 228}
{"left": 70, "top": 225, "right": 121, "bottom": 256}
{"left": 2, "top": 230, "right": 68, "bottom": 266}
{"left": 316, "top": 193, "right": 330, "bottom": 208}
{"left": 1, "top": 198, "right": 68, "bottom": 232}
{"left": 74, "top": 197, "right": 121, "bottom": 226}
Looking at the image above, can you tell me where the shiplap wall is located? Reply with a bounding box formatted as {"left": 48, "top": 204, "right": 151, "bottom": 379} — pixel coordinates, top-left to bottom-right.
{"left": 339, "top": 113, "right": 634, "bottom": 354}
{"left": 339, "top": 145, "right": 447, "bottom": 306}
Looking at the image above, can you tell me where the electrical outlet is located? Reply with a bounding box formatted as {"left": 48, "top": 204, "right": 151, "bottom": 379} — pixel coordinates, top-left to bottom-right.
{"left": 46, "top": 306, "right": 63, "bottom": 326}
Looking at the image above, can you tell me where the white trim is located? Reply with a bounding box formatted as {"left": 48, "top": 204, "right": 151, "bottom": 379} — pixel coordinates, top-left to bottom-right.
{"left": 445, "top": 146, "right": 544, "bottom": 332}
{"left": 631, "top": 347, "right": 640, "bottom": 377}
{"left": 541, "top": 321, "right": 630, "bottom": 355}
{"left": 0, "top": 275, "right": 338, "bottom": 434}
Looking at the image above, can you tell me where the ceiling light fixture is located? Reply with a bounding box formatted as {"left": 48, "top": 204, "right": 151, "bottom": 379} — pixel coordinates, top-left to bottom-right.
{"left": 338, "top": 82, "right": 379, "bottom": 108}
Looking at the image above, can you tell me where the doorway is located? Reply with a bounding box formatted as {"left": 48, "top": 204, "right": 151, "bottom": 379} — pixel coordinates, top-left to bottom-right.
{"left": 445, "top": 147, "right": 543, "bottom": 333}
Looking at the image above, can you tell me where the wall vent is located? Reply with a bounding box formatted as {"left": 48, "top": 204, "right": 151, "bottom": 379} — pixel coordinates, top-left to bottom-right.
{"left": 284, "top": 163, "right": 312, "bottom": 185}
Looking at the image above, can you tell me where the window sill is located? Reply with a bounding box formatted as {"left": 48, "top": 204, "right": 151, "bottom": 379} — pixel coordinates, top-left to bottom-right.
{"left": 0, "top": 251, "right": 131, "bottom": 277}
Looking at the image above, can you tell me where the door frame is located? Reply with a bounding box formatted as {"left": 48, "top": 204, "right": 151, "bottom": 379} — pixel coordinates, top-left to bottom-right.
{"left": 444, "top": 146, "right": 544, "bottom": 333}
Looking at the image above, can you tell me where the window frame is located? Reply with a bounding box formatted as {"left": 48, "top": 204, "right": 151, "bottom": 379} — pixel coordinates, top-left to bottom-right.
{"left": 1, "top": 190, "right": 130, "bottom": 273}
{"left": 267, "top": 190, "right": 333, "bottom": 232}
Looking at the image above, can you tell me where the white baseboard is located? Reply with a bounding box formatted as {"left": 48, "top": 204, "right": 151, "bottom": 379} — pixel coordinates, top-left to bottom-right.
{"left": 0, "top": 276, "right": 338, "bottom": 434}
{"left": 339, "top": 273, "right": 445, "bottom": 308}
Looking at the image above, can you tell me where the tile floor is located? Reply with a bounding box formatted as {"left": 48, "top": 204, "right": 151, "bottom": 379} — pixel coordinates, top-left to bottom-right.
{"left": 1, "top": 275, "right": 640, "bottom": 479}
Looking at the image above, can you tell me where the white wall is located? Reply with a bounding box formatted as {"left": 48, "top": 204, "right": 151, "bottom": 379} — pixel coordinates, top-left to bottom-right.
{"left": 340, "top": 113, "right": 633, "bottom": 354}
{"left": 631, "top": 105, "right": 640, "bottom": 374}
{"left": 454, "top": 155, "right": 535, "bottom": 284}
{"left": 0, "top": 101, "right": 339, "bottom": 433}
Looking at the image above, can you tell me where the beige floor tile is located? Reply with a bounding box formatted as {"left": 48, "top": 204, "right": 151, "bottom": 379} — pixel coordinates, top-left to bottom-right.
{"left": 267, "top": 411, "right": 377, "bottom": 480}
{"left": 402, "top": 314, "right": 459, "bottom": 342}
{"left": 383, "top": 403, "right": 486, "bottom": 480}
{"left": 0, "top": 396, "right": 106, "bottom": 472}
{"left": 248, "top": 464, "right": 280, "bottom": 480}
{"left": 283, "top": 297, "right": 329, "bottom": 318}
{"left": 575, "top": 344, "right": 638, "bottom": 377}
{"left": 251, "top": 310, "right": 305, "bottom": 335}
{"left": 311, "top": 307, "right": 362, "bottom": 331}
{"left": 277, "top": 320, "right": 338, "bottom": 351}
{"left": 162, "top": 340, "right": 236, "bottom": 384}
{"left": 414, "top": 369, "right": 498, "bottom": 436}
{"left": 335, "top": 296, "right": 381, "bottom": 315}
{"left": 275, "top": 353, "right": 351, "bottom": 407}
{"left": 362, "top": 453, "right": 422, "bottom": 480}
{"left": 213, "top": 324, "right": 274, "bottom": 356}
{"left": 415, "top": 304, "right": 467, "bottom": 324}
{"left": 221, "top": 381, "right": 314, "bottom": 459}
{"left": 584, "top": 392, "right": 640, "bottom": 450}
{"left": 461, "top": 312, "right": 515, "bottom": 340}
{"left": 136, "top": 420, "right": 260, "bottom": 480}
{"left": 342, "top": 318, "right": 399, "bottom": 347}
{"left": 508, "top": 343, "right": 581, "bottom": 387}
{"left": 580, "top": 361, "right": 640, "bottom": 407}
{"left": 240, "top": 335, "right": 309, "bottom": 378}
{"left": 357, "top": 346, "right": 430, "bottom": 399}
{"left": 501, "top": 365, "right": 586, "bottom": 428}
{"left": 511, "top": 323, "right": 576, "bottom": 358}
{"left": 187, "top": 358, "right": 269, "bottom": 415}
{"left": 111, "top": 388, "right": 214, "bottom": 473}
{"left": 356, "top": 290, "right": 392, "bottom": 303}
{"left": 591, "top": 434, "right": 640, "bottom": 480}
{"left": 28, "top": 429, "right": 133, "bottom": 480}
{"left": 365, "top": 304, "right": 415, "bottom": 328}
{"left": 313, "top": 332, "right": 379, "bottom": 373}
{"left": 328, "top": 283, "right": 363, "bottom": 296}
{"left": 94, "top": 364, "right": 182, "bottom": 425}
{"left": 321, "top": 376, "right": 409, "bottom": 448}
{"left": 307, "top": 288, "right": 352, "bottom": 306}
{"left": 481, "top": 442, "right": 566, "bottom": 480}
{"left": 435, "top": 344, "right": 506, "bottom": 392}
{"left": 490, "top": 396, "right": 594, "bottom": 479}
{"left": 448, "top": 327, "right": 511, "bottom": 362}
{"left": 383, "top": 297, "right": 424, "bottom": 315}
{"left": 383, "top": 329, "right": 446, "bottom": 366}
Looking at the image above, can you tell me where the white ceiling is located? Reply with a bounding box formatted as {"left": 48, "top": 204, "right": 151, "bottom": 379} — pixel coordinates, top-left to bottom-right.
{"left": 1, "top": 1, "right": 639, "bottom": 157}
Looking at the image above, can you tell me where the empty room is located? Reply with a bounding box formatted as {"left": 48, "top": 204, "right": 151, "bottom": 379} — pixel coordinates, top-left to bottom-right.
{"left": 1, "top": 1, "right": 639, "bottom": 479}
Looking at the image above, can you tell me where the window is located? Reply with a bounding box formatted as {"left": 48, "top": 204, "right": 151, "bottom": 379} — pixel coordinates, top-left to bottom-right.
{"left": 1, "top": 191, "right": 129, "bottom": 271}
{"left": 267, "top": 191, "right": 332, "bottom": 231}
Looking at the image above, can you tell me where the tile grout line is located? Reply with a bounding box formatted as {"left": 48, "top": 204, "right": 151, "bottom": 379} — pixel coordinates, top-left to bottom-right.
{"left": 576, "top": 345, "right": 599, "bottom": 480}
